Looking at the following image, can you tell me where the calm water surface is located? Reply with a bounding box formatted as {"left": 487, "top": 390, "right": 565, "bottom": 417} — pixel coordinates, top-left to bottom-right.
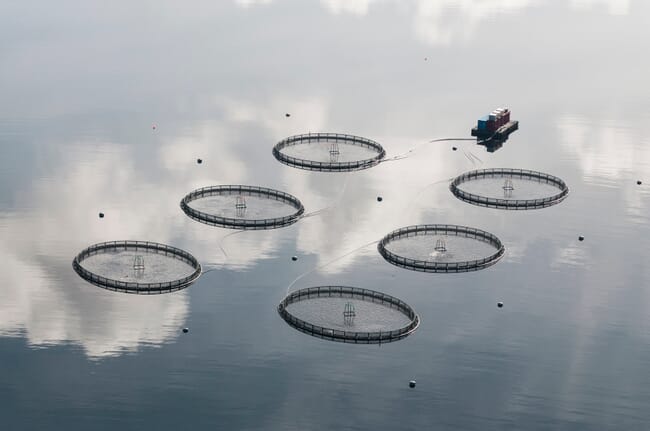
{"left": 2, "top": 1, "right": 650, "bottom": 430}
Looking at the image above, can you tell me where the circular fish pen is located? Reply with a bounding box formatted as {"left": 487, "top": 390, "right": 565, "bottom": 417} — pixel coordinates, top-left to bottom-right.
{"left": 450, "top": 168, "right": 569, "bottom": 210}
{"left": 272, "top": 133, "right": 386, "bottom": 172}
{"left": 378, "top": 224, "right": 505, "bottom": 273}
{"left": 278, "top": 286, "right": 420, "bottom": 344}
{"left": 180, "top": 185, "right": 305, "bottom": 230}
{"left": 72, "top": 241, "right": 202, "bottom": 294}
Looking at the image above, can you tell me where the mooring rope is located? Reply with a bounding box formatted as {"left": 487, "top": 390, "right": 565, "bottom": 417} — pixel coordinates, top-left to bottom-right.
{"left": 463, "top": 150, "right": 475, "bottom": 166}
{"left": 403, "top": 176, "right": 456, "bottom": 213}
{"left": 466, "top": 150, "right": 483, "bottom": 165}
{"left": 202, "top": 136, "right": 480, "bottom": 276}
{"left": 200, "top": 229, "right": 248, "bottom": 272}
{"left": 381, "top": 137, "right": 476, "bottom": 163}
{"left": 285, "top": 239, "right": 380, "bottom": 294}
{"left": 300, "top": 173, "right": 351, "bottom": 219}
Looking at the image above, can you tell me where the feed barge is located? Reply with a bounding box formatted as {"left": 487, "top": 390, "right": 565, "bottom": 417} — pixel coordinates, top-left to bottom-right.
{"left": 471, "top": 107, "right": 518, "bottom": 141}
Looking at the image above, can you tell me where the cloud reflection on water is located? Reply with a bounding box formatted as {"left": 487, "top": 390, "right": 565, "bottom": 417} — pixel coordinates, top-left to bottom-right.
{"left": 2, "top": 97, "right": 648, "bottom": 360}
{"left": 240, "top": 0, "right": 630, "bottom": 46}
{"left": 0, "top": 142, "right": 192, "bottom": 358}
{"left": 0, "top": 123, "right": 274, "bottom": 357}
{"left": 0, "top": 92, "right": 472, "bottom": 357}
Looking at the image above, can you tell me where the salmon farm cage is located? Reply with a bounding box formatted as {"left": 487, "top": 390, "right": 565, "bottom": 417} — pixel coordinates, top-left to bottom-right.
{"left": 72, "top": 241, "right": 202, "bottom": 294}
{"left": 272, "top": 133, "right": 386, "bottom": 172}
{"left": 378, "top": 224, "right": 505, "bottom": 273}
{"left": 180, "top": 185, "right": 305, "bottom": 230}
{"left": 450, "top": 168, "right": 569, "bottom": 210}
{"left": 278, "top": 286, "right": 420, "bottom": 344}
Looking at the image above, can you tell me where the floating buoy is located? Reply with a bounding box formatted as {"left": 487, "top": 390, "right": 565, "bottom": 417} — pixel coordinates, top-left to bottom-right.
{"left": 291, "top": 256, "right": 298, "bottom": 261}
{"left": 497, "top": 302, "right": 503, "bottom": 308}
{"left": 637, "top": 180, "right": 642, "bottom": 185}
{"left": 152, "top": 124, "right": 157, "bottom": 130}
{"left": 578, "top": 236, "right": 584, "bottom": 242}
{"left": 182, "top": 328, "right": 189, "bottom": 333}
{"left": 98, "top": 212, "right": 104, "bottom": 218}
{"left": 409, "top": 380, "right": 416, "bottom": 388}
{"left": 197, "top": 158, "right": 203, "bottom": 164}
{"left": 285, "top": 113, "right": 290, "bottom": 117}
{"left": 377, "top": 196, "right": 383, "bottom": 202}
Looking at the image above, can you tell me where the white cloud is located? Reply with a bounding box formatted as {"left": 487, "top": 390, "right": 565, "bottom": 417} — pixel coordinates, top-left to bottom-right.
{"left": 0, "top": 144, "right": 193, "bottom": 358}
{"left": 0, "top": 116, "right": 278, "bottom": 357}
{"left": 285, "top": 135, "right": 468, "bottom": 279}
{"left": 413, "top": 0, "right": 533, "bottom": 45}
{"left": 220, "top": 96, "right": 329, "bottom": 139}
{"left": 557, "top": 115, "right": 642, "bottom": 181}
{"left": 234, "top": 0, "right": 272, "bottom": 7}
{"left": 320, "top": 0, "right": 378, "bottom": 15}
{"left": 570, "top": 0, "right": 629, "bottom": 15}
{"left": 0, "top": 89, "right": 337, "bottom": 357}
{"left": 239, "top": 0, "right": 628, "bottom": 46}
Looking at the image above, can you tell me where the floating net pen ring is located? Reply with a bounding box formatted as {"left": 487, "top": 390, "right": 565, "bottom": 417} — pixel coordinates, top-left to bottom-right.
{"left": 450, "top": 168, "right": 569, "bottom": 210}
{"left": 72, "top": 241, "right": 202, "bottom": 294}
{"left": 278, "top": 286, "right": 420, "bottom": 344}
{"left": 378, "top": 224, "right": 505, "bottom": 273}
{"left": 272, "top": 133, "right": 386, "bottom": 172}
{"left": 180, "top": 185, "right": 305, "bottom": 230}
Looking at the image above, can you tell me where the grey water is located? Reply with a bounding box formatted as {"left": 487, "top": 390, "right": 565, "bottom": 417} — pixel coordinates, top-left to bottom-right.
{"left": 2, "top": 1, "right": 650, "bottom": 430}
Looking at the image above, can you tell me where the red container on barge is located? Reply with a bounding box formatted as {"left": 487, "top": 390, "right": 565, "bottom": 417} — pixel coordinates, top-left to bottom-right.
{"left": 471, "top": 107, "right": 518, "bottom": 140}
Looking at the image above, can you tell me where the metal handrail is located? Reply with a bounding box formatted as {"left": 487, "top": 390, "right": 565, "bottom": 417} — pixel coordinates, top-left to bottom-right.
{"left": 272, "top": 133, "right": 386, "bottom": 172}
{"left": 377, "top": 224, "right": 505, "bottom": 273}
{"left": 72, "top": 241, "right": 202, "bottom": 294}
{"left": 450, "top": 168, "right": 569, "bottom": 210}
{"left": 277, "top": 286, "right": 420, "bottom": 344}
{"left": 180, "top": 185, "right": 305, "bottom": 230}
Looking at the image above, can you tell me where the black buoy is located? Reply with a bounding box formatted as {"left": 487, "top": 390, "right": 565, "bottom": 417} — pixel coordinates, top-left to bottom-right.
{"left": 409, "top": 380, "right": 416, "bottom": 388}
{"left": 197, "top": 158, "right": 203, "bottom": 164}
{"left": 291, "top": 256, "right": 298, "bottom": 261}
{"left": 637, "top": 180, "right": 642, "bottom": 185}
{"left": 578, "top": 235, "right": 584, "bottom": 242}
{"left": 98, "top": 212, "right": 104, "bottom": 218}
{"left": 285, "top": 113, "right": 290, "bottom": 117}
{"left": 497, "top": 302, "right": 503, "bottom": 308}
{"left": 377, "top": 196, "right": 383, "bottom": 202}
{"left": 452, "top": 146, "right": 457, "bottom": 151}
{"left": 182, "top": 328, "right": 189, "bottom": 333}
